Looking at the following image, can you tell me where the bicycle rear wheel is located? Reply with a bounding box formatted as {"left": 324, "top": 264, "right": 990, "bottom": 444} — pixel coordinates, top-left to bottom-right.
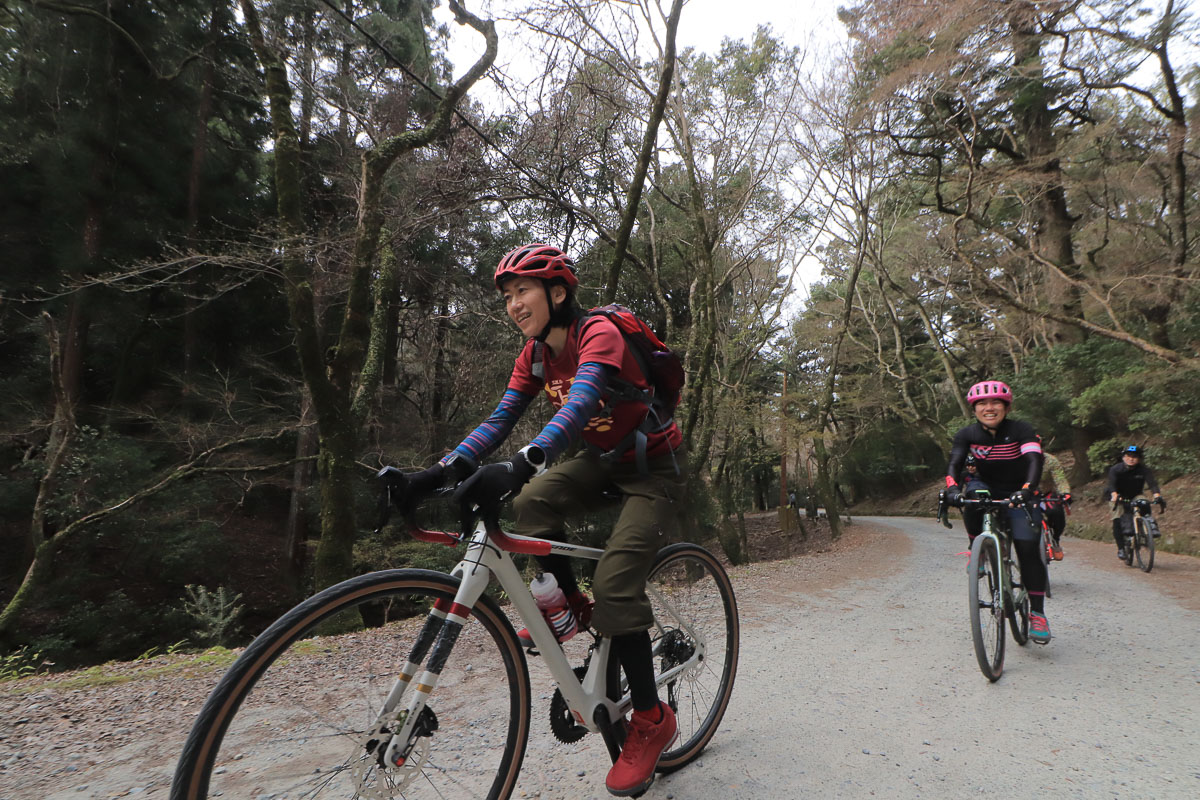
{"left": 968, "top": 536, "right": 1005, "bottom": 682}
{"left": 171, "top": 569, "right": 531, "bottom": 800}
{"left": 1135, "top": 517, "right": 1155, "bottom": 573}
{"left": 1006, "top": 549, "right": 1030, "bottom": 646}
{"left": 1038, "top": 522, "right": 1052, "bottom": 599}
{"left": 646, "top": 543, "right": 739, "bottom": 773}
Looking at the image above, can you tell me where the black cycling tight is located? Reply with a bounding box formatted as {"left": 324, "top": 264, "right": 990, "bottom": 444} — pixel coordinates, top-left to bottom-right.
{"left": 1012, "top": 537, "right": 1047, "bottom": 613}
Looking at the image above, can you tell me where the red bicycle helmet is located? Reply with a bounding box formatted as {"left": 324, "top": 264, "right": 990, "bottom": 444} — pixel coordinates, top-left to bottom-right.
{"left": 493, "top": 244, "right": 578, "bottom": 290}
{"left": 966, "top": 380, "right": 1013, "bottom": 406}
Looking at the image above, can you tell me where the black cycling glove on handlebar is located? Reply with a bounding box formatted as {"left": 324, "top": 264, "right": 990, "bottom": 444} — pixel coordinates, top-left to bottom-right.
{"left": 404, "top": 453, "right": 478, "bottom": 501}
{"left": 1009, "top": 488, "right": 1031, "bottom": 506}
{"left": 945, "top": 485, "right": 963, "bottom": 507}
{"left": 452, "top": 452, "right": 539, "bottom": 529}
{"left": 406, "top": 463, "right": 447, "bottom": 498}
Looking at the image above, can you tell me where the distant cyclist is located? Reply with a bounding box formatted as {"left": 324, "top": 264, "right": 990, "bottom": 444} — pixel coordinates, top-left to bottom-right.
{"left": 945, "top": 380, "right": 1051, "bottom": 644}
{"left": 1039, "top": 450, "right": 1072, "bottom": 561}
{"left": 1106, "top": 445, "right": 1165, "bottom": 561}
{"left": 958, "top": 452, "right": 980, "bottom": 484}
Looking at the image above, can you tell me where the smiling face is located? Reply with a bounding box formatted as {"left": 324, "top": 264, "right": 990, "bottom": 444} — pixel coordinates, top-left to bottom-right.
{"left": 972, "top": 397, "right": 1009, "bottom": 429}
{"left": 502, "top": 276, "right": 549, "bottom": 337}
{"left": 501, "top": 276, "right": 568, "bottom": 338}
{"left": 1123, "top": 453, "right": 1141, "bottom": 467}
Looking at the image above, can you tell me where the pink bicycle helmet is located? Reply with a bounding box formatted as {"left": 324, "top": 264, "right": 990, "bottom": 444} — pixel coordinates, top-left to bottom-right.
{"left": 966, "top": 380, "right": 1013, "bottom": 406}
{"left": 494, "top": 244, "right": 578, "bottom": 290}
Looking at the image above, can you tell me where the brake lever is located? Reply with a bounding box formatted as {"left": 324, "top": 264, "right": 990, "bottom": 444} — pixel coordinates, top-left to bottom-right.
{"left": 374, "top": 466, "right": 407, "bottom": 534}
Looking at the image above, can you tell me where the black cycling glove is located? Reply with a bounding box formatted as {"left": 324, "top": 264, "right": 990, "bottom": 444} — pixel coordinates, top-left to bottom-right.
{"left": 452, "top": 447, "right": 544, "bottom": 527}
{"left": 945, "top": 485, "right": 963, "bottom": 507}
{"left": 1009, "top": 488, "right": 1031, "bottom": 506}
{"left": 405, "top": 463, "right": 447, "bottom": 499}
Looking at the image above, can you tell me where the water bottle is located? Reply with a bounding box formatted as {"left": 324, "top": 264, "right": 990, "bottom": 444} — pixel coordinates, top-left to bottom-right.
{"left": 529, "top": 573, "right": 577, "bottom": 642}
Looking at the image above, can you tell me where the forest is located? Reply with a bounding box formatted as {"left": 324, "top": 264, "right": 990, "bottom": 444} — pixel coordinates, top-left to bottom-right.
{"left": 1, "top": 0, "right": 1197, "bottom": 669}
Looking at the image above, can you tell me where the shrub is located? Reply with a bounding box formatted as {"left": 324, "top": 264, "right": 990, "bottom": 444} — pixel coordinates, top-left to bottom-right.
{"left": 182, "top": 584, "right": 245, "bottom": 648}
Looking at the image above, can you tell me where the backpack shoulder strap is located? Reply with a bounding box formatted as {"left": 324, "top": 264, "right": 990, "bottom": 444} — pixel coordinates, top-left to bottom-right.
{"left": 530, "top": 339, "right": 545, "bottom": 381}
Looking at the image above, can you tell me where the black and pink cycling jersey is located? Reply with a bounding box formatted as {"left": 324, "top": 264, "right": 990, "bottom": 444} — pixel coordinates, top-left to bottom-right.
{"left": 946, "top": 418, "right": 1043, "bottom": 497}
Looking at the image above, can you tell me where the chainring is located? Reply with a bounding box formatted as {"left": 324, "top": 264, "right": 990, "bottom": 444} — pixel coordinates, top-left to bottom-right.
{"left": 549, "top": 666, "right": 590, "bottom": 743}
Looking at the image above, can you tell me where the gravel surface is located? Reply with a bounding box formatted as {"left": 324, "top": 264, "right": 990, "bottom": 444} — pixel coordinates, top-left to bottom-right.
{"left": 2, "top": 517, "right": 1199, "bottom": 799}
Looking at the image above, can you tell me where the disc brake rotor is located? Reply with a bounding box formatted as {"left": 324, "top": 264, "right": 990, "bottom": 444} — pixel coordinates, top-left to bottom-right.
{"left": 351, "top": 707, "right": 438, "bottom": 798}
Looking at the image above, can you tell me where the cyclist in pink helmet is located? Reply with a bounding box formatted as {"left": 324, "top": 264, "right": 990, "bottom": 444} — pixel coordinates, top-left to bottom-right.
{"left": 965, "top": 380, "right": 1013, "bottom": 406}
{"left": 944, "top": 380, "right": 1052, "bottom": 643}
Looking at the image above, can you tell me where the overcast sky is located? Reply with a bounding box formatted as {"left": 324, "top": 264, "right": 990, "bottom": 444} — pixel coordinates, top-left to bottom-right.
{"left": 432, "top": 0, "right": 847, "bottom": 301}
{"left": 437, "top": 0, "right": 848, "bottom": 81}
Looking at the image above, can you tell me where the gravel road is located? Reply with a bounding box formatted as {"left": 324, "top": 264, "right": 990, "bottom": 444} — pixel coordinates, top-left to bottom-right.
{"left": 3, "top": 516, "right": 1199, "bottom": 799}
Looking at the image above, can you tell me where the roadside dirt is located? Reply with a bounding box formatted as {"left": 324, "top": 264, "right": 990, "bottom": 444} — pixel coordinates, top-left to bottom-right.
{"left": 2, "top": 515, "right": 1197, "bottom": 799}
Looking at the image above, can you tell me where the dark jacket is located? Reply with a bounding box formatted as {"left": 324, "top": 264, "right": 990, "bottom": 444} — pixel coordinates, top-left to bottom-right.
{"left": 1105, "top": 461, "right": 1161, "bottom": 499}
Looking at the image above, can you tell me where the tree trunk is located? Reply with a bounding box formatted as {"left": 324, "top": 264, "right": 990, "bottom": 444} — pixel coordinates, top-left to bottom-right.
{"left": 812, "top": 436, "right": 841, "bottom": 539}
{"left": 239, "top": 0, "right": 497, "bottom": 592}
{"left": 24, "top": 315, "right": 76, "bottom": 580}
{"left": 284, "top": 395, "right": 317, "bottom": 584}
{"left": 1008, "top": 2, "right": 1084, "bottom": 345}
{"left": 0, "top": 539, "right": 56, "bottom": 641}
{"left": 183, "top": 0, "right": 224, "bottom": 379}
{"left": 603, "top": 0, "right": 683, "bottom": 301}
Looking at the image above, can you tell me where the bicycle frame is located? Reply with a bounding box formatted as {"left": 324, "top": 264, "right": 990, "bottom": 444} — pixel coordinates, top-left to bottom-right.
{"left": 375, "top": 518, "right": 702, "bottom": 769}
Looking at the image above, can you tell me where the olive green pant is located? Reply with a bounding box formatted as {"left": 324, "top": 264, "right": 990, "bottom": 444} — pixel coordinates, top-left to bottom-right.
{"left": 512, "top": 446, "right": 688, "bottom": 636}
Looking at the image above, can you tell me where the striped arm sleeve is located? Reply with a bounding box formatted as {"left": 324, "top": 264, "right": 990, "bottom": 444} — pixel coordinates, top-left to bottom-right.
{"left": 530, "top": 362, "right": 611, "bottom": 463}
{"left": 441, "top": 389, "right": 534, "bottom": 466}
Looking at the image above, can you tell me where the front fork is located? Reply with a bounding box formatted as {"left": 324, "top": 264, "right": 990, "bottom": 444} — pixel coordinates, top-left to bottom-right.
{"left": 374, "top": 539, "right": 494, "bottom": 770}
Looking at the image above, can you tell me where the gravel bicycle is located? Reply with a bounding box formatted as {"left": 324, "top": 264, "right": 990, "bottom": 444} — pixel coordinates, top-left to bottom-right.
{"left": 170, "top": 472, "right": 739, "bottom": 800}
{"left": 939, "top": 490, "right": 1032, "bottom": 682}
{"left": 1116, "top": 496, "right": 1164, "bottom": 573}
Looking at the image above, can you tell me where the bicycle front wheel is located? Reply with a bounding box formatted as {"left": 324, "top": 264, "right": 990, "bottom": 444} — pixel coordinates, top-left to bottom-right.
{"left": 171, "top": 569, "right": 531, "bottom": 800}
{"left": 1135, "top": 517, "right": 1155, "bottom": 573}
{"left": 646, "top": 543, "right": 740, "bottom": 773}
{"left": 968, "top": 536, "right": 1005, "bottom": 682}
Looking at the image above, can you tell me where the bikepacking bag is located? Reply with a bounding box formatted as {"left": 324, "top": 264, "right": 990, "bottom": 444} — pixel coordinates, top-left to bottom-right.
{"left": 532, "top": 304, "right": 684, "bottom": 472}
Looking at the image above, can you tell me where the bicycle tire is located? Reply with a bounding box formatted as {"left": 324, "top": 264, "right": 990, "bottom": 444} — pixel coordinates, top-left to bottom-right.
{"left": 1039, "top": 522, "right": 1052, "bottom": 600}
{"left": 646, "top": 543, "right": 740, "bottom": 773}
{"left": 171, "top": 569, "right": 531, "bottom": 800}
{"left": 1006, "top": 546, "right": 1030, "bottom": 646}
{"left": 968, "top": 536, "right": 1005, "bottom": 682}
{"left": 1135, "top": 516, "right": 1155, "bottom": 573}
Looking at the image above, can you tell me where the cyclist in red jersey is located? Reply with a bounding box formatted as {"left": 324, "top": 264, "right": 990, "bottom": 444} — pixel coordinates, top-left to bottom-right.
{"left": 944, "top": 380, "right": 1051, "bottom": 644}
{"left": 399, "top": 244, "right": 684, "bottom": 797}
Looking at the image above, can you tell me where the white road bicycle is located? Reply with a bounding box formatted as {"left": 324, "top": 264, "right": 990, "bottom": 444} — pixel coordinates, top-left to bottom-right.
{"left": 170, "top": 473, "right": 739, "bottom": 800}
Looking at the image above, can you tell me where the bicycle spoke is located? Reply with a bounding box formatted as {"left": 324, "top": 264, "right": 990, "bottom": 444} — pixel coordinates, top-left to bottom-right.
{"left": 172, "top": 571, "right": 530, "bottom": 800}
{"left": 968, "top": 537, "right": 1005, "bottom": 681}
{"left": 645, "top": 544, "right": 739, "bottom": 773}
